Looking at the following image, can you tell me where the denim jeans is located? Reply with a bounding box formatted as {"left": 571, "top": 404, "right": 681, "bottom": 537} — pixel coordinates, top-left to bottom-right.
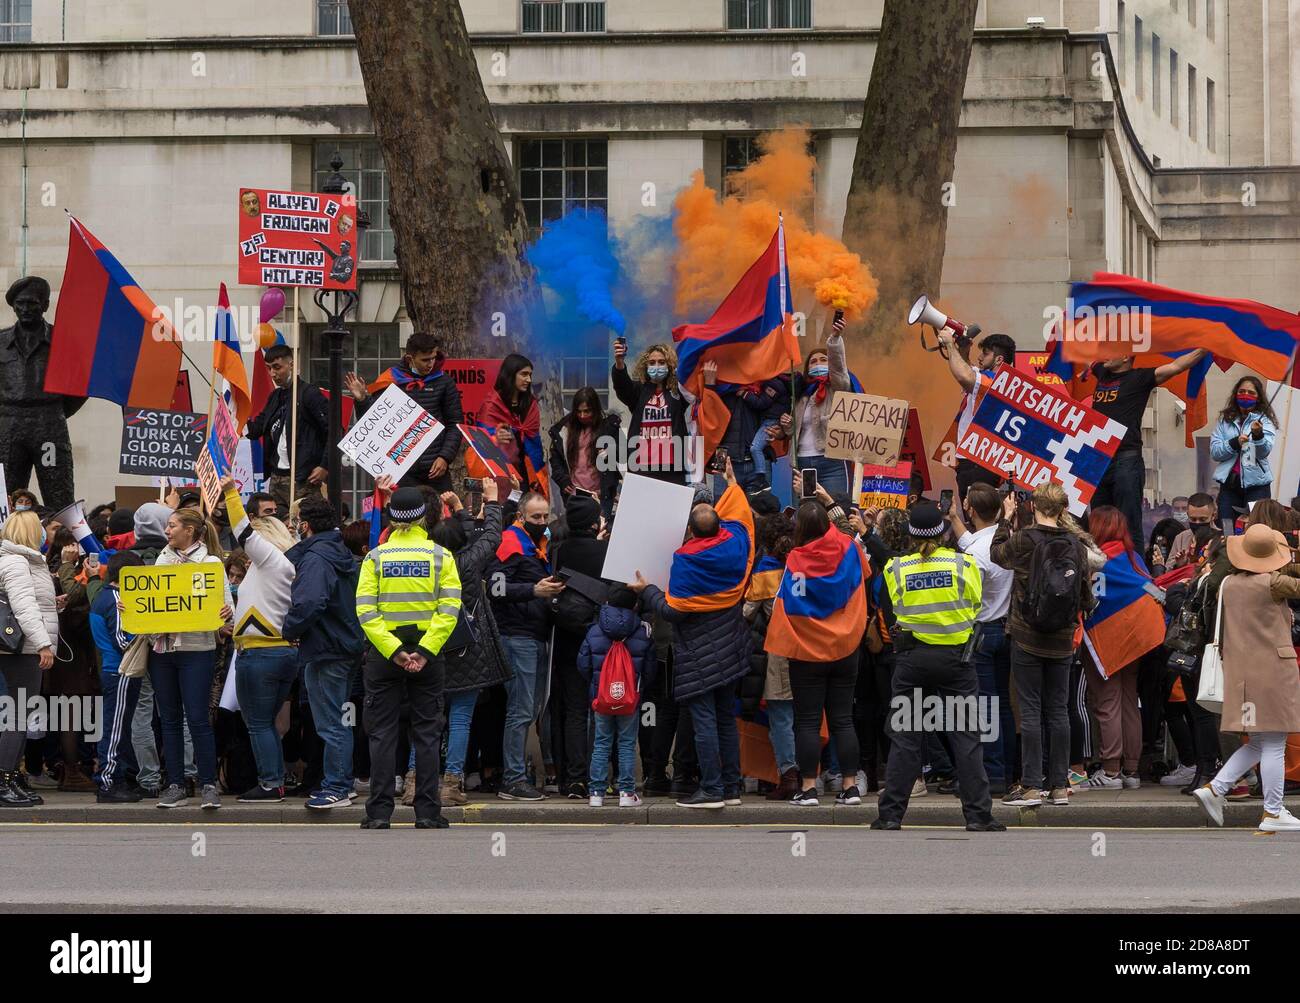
{"left": 972, "top": 620, "right": 1015, "bottom": 785}
{"left": 443, "top": 690, "right": 479, "bottom": 777}
{"left": 796, "top": 454, "right": 849, "bottom": 497}
{"left": 96, "top": 671, "right": 141, "bottom": 790}
{"left": 148, "top": 649, "right": 217, "bottom": 788}
{"left": 749, "top": 418, "right": 781, "bottom": 479}
{"left": 1010, "top": 642, "right": 1071, "bottom": 791}
{"left": 685, "top": 681, "right": 741, "bottom": 798}
{"left": 501, "top": 635, "right": 549, "bottom": 786}
{"left": 303, "top": 657, "right": 357, "bottom": 796}
{"left": 765, "top": 698, "right": 797, "bottom": 774}
{"left": 132, "top": 673, "right": 194, "bottom": 789}
{"left": 590, "top": 712, "right": 638, "bottom": 794}
{"left": 1091, "top": 448, "right": 1145, "bottom": 548}
{"left": 235, "top": 647, "right": 299, "bottom": 788}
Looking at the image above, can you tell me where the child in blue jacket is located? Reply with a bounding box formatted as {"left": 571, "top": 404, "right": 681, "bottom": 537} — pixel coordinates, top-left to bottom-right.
{"left": 89, "top": 551, "right": 146, "bottom": 802}
{"left": 577, "top": 586, "right": 655, "bottom": 807}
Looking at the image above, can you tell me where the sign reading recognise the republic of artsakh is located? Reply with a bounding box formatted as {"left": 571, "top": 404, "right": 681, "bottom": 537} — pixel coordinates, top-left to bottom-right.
{"left": 823, "top": 391, "right": 909, "bottom": 467}
{"left": 337, "top": 383, "right": 445, "bottom": 482}
{"left": 120, "top": 564, "right": 227, "bottom": 633}
{"left": 957, "top": 363, "right": 1127, "bottom": 516}
{"left": 119, "top": 408, "right": 207, "bottom": 478}
{"left": 859, "top": 461, "right": 912, "bottom": 511}
{"left": 238, "top": 187, "right": 358, "bottom": 290}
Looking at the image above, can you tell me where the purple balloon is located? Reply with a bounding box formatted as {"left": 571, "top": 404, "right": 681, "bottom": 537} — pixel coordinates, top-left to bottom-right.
{"left": 259, "top": 287, "right": 286, "bottom": 324}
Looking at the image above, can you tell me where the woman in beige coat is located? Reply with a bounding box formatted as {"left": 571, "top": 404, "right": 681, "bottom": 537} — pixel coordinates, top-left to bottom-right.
{"left": 1193, "top": 523, "right": 1300, "bottom": 831}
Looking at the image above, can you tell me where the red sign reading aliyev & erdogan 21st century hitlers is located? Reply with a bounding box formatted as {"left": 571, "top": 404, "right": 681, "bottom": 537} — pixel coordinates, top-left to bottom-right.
{"left": 237, "top": 188, "right": 358, "bottom": 291}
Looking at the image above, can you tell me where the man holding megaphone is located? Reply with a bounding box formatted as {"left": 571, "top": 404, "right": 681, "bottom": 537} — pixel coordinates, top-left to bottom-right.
{"left": 934, "top": 319, "right": 1017, "bottom": 503}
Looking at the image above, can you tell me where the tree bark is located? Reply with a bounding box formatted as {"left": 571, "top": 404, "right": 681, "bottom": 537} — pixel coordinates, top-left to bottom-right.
{"left": 348, "top": 0, "right": 532, "bottom": 359}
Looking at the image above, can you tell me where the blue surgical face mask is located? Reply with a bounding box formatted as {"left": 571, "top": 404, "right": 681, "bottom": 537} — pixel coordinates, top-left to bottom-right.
{"left": 38, "top": 527, "right": 46, "bottom": 549}
{"left": 14, "top": 504, "right": 31, "bottom": 513}
{"left": 647, "top": 365, "right": 669, "bottom": 383}
{"left": 809, "top": 365, "right": 829, "bottom": 379}
{"left": 543, "top": 527, "right": 552, "bottom": 541}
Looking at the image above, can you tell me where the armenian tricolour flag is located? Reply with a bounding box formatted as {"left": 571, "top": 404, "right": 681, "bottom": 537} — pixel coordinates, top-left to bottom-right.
{"left": 764, "top": 526, "right": 869, "bottom": 662}
{"left": 666, "top": 483, "right": 755, "bottom": 613}
{"left": 213, "top": 283, "right": 252, "bottom": 431}
{"left": 368, "top": 363, "right": 445, "bottom": 395}
{"left": 673, "top": 220, "right": 802, "bottom": 464}
{"left": 46, "top": 216, "right": 182, "bottom": 408}
{"left": 1083, "top": 541, "right": 1167, "bottom": 679}
{"left": 496, "top": 523, "right": 549, "bottom": 570}
{"left": 745, "top": 555, "right": 785, "bottom": 604}
{"left": 1060, "top": 273, "right": 1300, "bottom": 380}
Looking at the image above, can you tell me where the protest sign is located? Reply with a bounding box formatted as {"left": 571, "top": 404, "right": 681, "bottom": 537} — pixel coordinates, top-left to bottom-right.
{"left": 442, "top": 358, "right": 503, "bottom": 428}
{"left": 119, "top": 408, "right": 207, "bottom": 478}
{"left": 823, "top": 391, "right": 908, "bottom": 466}
{"left": 897, "top": 408, "right": 931, "bottom": 490}
{"left": 120, "top": 564, "right": 226, "bottom": 633}
{"left": 955, "top": 363, "right": 1127, "bottom": 515}
{"left": 859, "top": 461, "right": 913, "bottom": 510}
{"left": 237, "top": 187, "right": 357, "bottom": 290}
{"left": 115, "top": 485, "right": 162, "bottom": 511}
{"left": 337, "top": 383, "right": 444, "bottom": 482}
{"left": 600, "top": 474, "right": 695, "bottom": 590}
{"left": 1015, "top": 350, "right": 1067, "bottom": 387}
{"left": 194, "top": 401, "right": 240, "bottom": 510}
{"left": 171, "top": 369, "right": 194, "bottom": 412}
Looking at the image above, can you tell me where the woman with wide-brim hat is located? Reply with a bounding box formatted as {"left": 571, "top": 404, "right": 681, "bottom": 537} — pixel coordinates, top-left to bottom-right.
{"left": 1193, "top": 523, "right": 1300, "bottom": 831}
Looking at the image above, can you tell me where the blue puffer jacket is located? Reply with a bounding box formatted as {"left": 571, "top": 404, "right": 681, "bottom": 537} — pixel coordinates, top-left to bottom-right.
{"left": 576, "top": 604, "right": 656, "bottom": 702}
{"left": 1210, "top": 414, "right": 1276, "bottom": 489}
{"left": 283, "top": 529, "right": 366, "bottom": 663}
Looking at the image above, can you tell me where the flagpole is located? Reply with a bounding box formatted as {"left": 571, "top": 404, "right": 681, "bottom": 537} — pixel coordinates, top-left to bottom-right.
{"left": 1272, "top": 351, "right": 1298, "bottom": 498}
{"left": 289, "top": 286, "right": 300, "bottom": 519}
{"left": 201, "top": 329, "right": 218, "bottom": 519}
{"left": 780, "top": 212, "right": 800, "bottom": 492}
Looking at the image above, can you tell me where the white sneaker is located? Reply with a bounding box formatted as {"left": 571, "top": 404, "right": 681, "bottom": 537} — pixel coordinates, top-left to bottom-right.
{"left": 588, "top": 794, "right": 604, "bottom": 807}
{"left": 1121, "top": 773, "right": 1141, "bottom": 789}
{"left": 910, "top": 777, "right": 928, "bottom": 798}
{"left": 1192, "top": 784, "right": 1226, "bottom": 827}
{"left": 1259, "top": 806, "right": 1300, "bottom": 832}
{"left": 618, "top": 792, "right": 642, "bottom": 808}
{"left": 1087, "top": 771, "right": 1123, "bottom": 790}
{"left": 1160, "top": 763, "right": 1197, "bottom": 786}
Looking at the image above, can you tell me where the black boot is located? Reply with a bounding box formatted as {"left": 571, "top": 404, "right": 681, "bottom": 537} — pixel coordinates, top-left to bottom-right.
{"left": 0, "top": 772, "right": 36, "bottom": 808}
{"left": 12, "top": 772, "right": 43, "bottom": 805}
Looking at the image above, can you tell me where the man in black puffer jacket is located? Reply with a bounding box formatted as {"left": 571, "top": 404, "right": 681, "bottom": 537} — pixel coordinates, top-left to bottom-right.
{"left": 632, "top": 458, "right": 754, "bottom": 810}
{"left": 346, "top": 332, "right": 464, "bottom": 492}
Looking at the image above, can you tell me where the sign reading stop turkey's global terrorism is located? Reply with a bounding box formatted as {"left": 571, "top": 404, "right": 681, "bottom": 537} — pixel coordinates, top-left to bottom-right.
{"left": 238, "top": 187, "right": 358, "bottom": 290}
{"left": 956, "top": 364, "right": 1127, "bottom": 515}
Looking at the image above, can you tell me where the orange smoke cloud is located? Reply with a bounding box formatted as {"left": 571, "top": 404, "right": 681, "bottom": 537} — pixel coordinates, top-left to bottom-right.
{"left": 672, "top": 128, "right": 878, "bottom": 322}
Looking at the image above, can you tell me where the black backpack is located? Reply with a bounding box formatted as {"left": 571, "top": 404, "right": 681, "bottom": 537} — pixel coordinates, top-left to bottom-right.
{"left": 1021, "top": 529, "right": 1084, "bottom": 633}
{"left": 550, "top": 566, "right": 608, "bottom": 636}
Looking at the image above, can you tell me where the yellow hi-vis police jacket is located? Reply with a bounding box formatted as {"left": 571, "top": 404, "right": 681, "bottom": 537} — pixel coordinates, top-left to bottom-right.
{"left": 355, "top": 524, "right": 462, "bottom": 660}
{"left": 883, "top": 547, "right": 982, "bottom": 646}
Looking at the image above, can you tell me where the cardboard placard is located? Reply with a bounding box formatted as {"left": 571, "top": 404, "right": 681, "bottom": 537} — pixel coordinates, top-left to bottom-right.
{"left": 238, "top": 187, "right": 357, "bottom": 290}
{"left": 120, "top": 564, "right": 226, "bottom": 633}
{"left": 115, "top": 485, "right": 164, "bottom": 512}
{"left": 119, "top": 408, "right": 208, "bottom": 478}
{"left": 823, "top": 391, "right": 909, "bottom": 466}
{"left": 195, "top": 401, "right": 240, "bottom": 510}
{"left": 337, "top": 383, "right": 444, "bottom": 482}
{"left": 859, "top": 461, "right": 913, "bottom": 510}
{"left": 600, "top": 473, "right": 695, "bottom": 590}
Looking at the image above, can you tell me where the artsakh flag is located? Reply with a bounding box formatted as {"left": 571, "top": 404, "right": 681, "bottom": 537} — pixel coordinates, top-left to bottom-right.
{"left": 1083, "top": 541, "right": 1167, "bottom": 679}
{"left": 673, "top": 221, "right": 802, "bottom": 464}
{"left": 666, "top": 482, "right": 755, "bottom": 613}
{"left": 1060, "top": 273, "right": 1300, "bottom": 381}
{"left": 212, "top": 283, "right": 252, "bottom": 431}
{"left": 46, "top": 216, "right": 182, "bottom": 408}
{"left": 764, "top": 526, "right": 870, "bottom": 662}
{"left": 461, "top": 423, "right": 514, "bottom": 481}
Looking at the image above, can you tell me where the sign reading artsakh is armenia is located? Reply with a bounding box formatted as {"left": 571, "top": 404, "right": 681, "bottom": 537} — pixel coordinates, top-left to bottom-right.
{"left": 956, "top": 363, "right": 1127, "bottom": 515}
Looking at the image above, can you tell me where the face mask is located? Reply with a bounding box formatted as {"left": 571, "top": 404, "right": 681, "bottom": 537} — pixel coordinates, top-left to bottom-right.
{"left": 230, "top": 584, "right": 240, "bottom": 602}
{"left": 577, "top": 413, "right": 595, "bottom": 427}
{"left": 809, "top": 365, "right": 829, "bottom": 379}
{"left": 524, "top": 522, "right": 547, "bottom": 544}
{"left": 1236, "top": 394, "right": 1257, "bottom": 411}
{"left": 1192, "top": 523, "right": 1219, "bottom": 548}
{"left": 1173, "top": 511, "right": 1189, "bottom": 525}
{"left": 647, "top": 365, "right": 669, "bottom": 383}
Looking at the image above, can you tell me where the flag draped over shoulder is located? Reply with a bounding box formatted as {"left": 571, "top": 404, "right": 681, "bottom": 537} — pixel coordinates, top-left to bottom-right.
{"left": 496, "top": 523, "right": 549, "bottom": 571}
{"left": 368, "top": 364, "right": 445, "bottom": 395}
{"left": 673, "top": 222, "right": 802, "bottom": 463}
{"left": 666, "top": 482, "right": 755, "bottom": 613}
{"left": 1083, "top": 541, "right": 1167, "bottom": 679}
{"left": 213, "top": 283, "right": 252, "bottom": 431}
{"left": 745, "top": 555, "right": 784, "bottom": 603}
{"left": 46, "top": 216, "right": 182, "bottom": 408}
{"left": 765, "top": 526, "right": 869, "bottom": 662}
{"left": 1060, "top": 273, "right": 1300, "bottom": 380}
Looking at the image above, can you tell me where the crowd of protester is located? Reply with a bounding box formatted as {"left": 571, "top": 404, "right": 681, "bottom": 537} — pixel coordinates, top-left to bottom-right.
{"left": 0, "top": 330, "right": 1298, "bottom": 833}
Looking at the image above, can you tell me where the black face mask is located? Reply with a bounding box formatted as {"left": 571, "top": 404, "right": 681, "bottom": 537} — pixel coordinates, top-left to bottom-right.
{"left": 1191, "top": 523, "right": 1220, "bottom": 549}
{"left": 523, "top": 522, "right": 547, "bottom": 544}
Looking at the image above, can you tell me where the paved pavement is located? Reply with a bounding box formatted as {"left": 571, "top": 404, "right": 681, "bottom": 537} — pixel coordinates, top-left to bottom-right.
{"left": 1, "top": 825, "right": 1297, "bottom": 913}
{"left": 6, "top": 785, "right": 1296, "bottom": 828}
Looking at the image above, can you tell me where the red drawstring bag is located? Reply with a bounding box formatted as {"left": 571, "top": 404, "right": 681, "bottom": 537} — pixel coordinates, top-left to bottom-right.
{"left": 592, "top": 639, "right": 638, "bottom": 716}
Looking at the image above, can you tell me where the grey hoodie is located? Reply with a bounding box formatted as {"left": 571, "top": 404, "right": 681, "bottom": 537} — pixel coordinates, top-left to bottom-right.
{"left": 133, "top": 502, "right": 173, "bottom": 542}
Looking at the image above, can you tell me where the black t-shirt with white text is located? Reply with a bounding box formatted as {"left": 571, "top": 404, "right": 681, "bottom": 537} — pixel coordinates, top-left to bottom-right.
{"left": 1090, "top": 365, "right": 1157, "bottom": 452}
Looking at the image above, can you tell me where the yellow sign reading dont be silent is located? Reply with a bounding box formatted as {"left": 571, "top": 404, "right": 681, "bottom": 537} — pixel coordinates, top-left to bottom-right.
{"left": 119, "top": 565, "right": 226, "bottom": 633}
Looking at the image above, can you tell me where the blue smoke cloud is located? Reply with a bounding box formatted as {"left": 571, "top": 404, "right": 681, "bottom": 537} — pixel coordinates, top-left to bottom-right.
{"left": 526, "top": 208, "right": 627, "bottom": 335}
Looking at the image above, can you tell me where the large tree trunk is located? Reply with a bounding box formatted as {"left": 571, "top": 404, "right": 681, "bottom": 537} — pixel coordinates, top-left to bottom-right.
{"left": 348, "top": 0, "right": 532, "bottom": 359}
{"left": 841, "top": 0, "right": 979, "bottom": 484}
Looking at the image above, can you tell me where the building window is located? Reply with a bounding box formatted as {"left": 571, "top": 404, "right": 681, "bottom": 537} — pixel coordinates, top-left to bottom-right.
{"left": 1151, "top": 34, "right": 1161, "bottom": 116}
{"left": 1206, "top": 0, "right": 1215, "bottom": 40}
{"left": 1206, "top": 77, "right": 1216, "bottom": 151}
{"left": 521, "top": 1, "right": 605, "bottom": 32}
{"left": 561, "top": 327, "right": 613, "bottom": 411}
{"left": 1134, "top": 16, "right": 1144, "bottom": 100}
{"left": 1169, "top": 49, "right": 1179, "bottom": 127}
{"left": 726, "top": 0, "right": 812, "bottom": 30}
{"left": 1187, "top": 0, "right": 1196, "bottom": 26}
{"left": 316, "top": 0, "right": 352, "bottom": 36}
{"left": 1188, "top": 64, "right": 1198, "bottom": 141}
{"left": 723, "top": 134, "right": 816, "bottom": 219}
{"left": 313, "top": 142, "right": 395, "bottom": 263}
{"left": 517, "top": 137, "right": 608, "bottom": 237}
{"left": 0, "top": 0, "right": 30, "bottom": 42}
{"left": 1117, "top": 2, "right": 1126, "bottom": 83}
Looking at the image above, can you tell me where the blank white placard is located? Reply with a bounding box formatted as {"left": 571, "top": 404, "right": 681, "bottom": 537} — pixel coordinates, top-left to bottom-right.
{"left": 600, "top": 473, "right": 696, "bottom": 590}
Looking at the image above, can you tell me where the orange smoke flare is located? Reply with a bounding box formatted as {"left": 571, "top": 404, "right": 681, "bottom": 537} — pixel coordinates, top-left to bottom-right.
{"left": 673, "top": 127, "right": 878, "bottom": 322}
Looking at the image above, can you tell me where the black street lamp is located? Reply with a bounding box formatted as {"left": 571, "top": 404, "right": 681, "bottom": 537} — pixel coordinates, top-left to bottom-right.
{"left": 314, "top": 151, "right": 370, "bottom": 519}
